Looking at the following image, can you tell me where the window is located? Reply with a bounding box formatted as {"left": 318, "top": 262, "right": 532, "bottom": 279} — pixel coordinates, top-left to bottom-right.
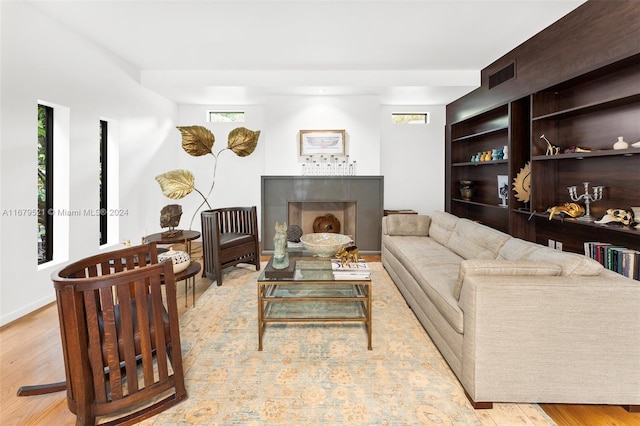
{"left": 99, "top": 120, "right": 108, "bottom": 245}
{"left": 38, "top": 104, "right": 53, "bottom": 264}
{"left": 391, "top": 113, "right": 429, "bottom": 124}
{"left": 208, "top": 111, "right": 245, "bottom": 123}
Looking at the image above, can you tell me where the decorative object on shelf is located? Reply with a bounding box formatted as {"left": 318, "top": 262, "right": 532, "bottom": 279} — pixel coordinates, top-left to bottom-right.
{"left": 300, "top": 233, "right": 351, "bottom": 257}
{"left": 459, "top": 180, "right": 475, "bottom": 200}
{"left": 563, "top": 145, "right": 592, "bottom": 154}
{"left": 546, "top": 202, "right": 585, "bottom": 220}
{"left": 301, "top": 155, "right": 357, "bottom": 176}
{"left": 158, "top": 247, "right": 191, "bottom": 273}
{"left": 497, "top": 175, "right": 509, "bottom": 207}
{"left": 159, "top": 204, "right": 183, "bottom": 238}
{"left": 512, "top": 162, "right": 531, "bottom": 203}
{"left": 335, "top": 245, "right": 359, "bottom": 267}
{"left": 594, "top": 208, "right": 634, "bottom": 226}
{"left": 299, "top": 129, "right": 346, "bottom": 156}
{"left": 568, "top": 182, "right": 604, "bottom": 222}
{"left": 272, "top": 222, "right": 289, "bottom": 269}
{"left": 613, "top": 136, "right": 629, "bottom": 150}
{"left": 540, "top": 134, "right": 560, "bottom": 155}
{"left": 155, "top": 126, "right": 261, "bottom": 229}
{"left": 313, "top": 213, "right": 341, "bottom": 233}
{"left": 632, "top": 141, "right": 640, "bottom": 148}
{"left": 286, "top": 224, "right": 303, "bottom": 242}
{"left": 502, "top": 145, "right": 508, "bottom": 160}
{"left": 631, "top": 207, "right": 640, "bottom": 229}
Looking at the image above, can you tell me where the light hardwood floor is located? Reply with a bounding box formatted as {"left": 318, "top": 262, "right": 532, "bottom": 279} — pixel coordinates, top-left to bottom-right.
{"left": 1, "top": 247, "right": 638, "bottom": 425}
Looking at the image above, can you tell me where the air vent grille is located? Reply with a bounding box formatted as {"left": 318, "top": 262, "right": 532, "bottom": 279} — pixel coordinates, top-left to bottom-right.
{"left": 489, "top": 62, "right": 515, "bottom": 89}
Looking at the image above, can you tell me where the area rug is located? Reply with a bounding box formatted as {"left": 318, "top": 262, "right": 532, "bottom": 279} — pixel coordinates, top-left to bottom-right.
{"left": 140, "top": 263, "right": 555, "bottom": 425}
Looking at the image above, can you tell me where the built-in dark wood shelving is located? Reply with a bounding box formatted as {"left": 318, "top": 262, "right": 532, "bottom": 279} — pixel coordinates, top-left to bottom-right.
{"left": 452, "top": 159, "right": 508, "bottom": 167}
{"left": 451, "top": 126, "right": 508, "bottom": 142}
{"left": 447, "top": 50, "right": 639, "bottom": 254}
{"left": 531, "top": 148, "right": 640, "bottom": 161}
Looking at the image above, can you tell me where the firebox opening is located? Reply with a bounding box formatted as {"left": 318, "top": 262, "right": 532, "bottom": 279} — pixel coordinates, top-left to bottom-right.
{"left": 288, "top": 201, "right": 356, "bottom": 240}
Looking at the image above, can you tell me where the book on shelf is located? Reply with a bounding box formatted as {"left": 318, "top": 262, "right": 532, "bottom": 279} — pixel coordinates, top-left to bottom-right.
{"left": 584, "top": 242, "right": 639, "bottom": 280}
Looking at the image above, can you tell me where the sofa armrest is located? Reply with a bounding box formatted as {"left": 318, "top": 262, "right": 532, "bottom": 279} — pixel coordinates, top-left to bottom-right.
{"left": 458, "top": 274, "right": 640, "bottom": 405}
{"left": 383, "top": 214, "right": 431, "bottom": 236}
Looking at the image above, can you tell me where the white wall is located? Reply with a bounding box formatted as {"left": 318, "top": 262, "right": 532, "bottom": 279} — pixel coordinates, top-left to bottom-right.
{"left": 0, "top": 1, "right": 178, "bottom": 325}
{"left": 380, "top": 105, "right": 446, "bottom": 214}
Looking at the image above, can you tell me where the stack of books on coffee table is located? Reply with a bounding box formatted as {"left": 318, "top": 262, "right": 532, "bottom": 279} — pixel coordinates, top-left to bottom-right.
{"left": 330, "top": 259, "right": 371, "bottom": 280}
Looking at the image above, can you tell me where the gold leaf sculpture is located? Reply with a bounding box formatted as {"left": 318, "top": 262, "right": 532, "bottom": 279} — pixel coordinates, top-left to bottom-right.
{"left": 513, "top": 162, "right": 531, "bottom": 203}
{"left": 156, "top": 126, "right": 261, "bottom": 229}
{"left": 155, "top": 169, "right": 195, "bottom": 199}
{"left": 228, "top": 127, "right": 260, "bottom": 157}
{"left": 178, "top": 125, "right": 215, "bottom": 156}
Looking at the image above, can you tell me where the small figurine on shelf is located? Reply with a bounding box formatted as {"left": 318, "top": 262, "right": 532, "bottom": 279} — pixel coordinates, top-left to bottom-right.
{"left": 594, "top": 209, "right": 633, "bottom": 226}
{"left": 541, "top": 134, "right": 560, "bottom": 155}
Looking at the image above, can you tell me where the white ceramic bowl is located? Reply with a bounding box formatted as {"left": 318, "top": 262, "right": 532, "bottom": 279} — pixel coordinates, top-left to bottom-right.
{"left": 158, "top": 249, "right": 191, "bottom": 273}
{"left": 300, "top": 233, "right": 351, "bottom": 257}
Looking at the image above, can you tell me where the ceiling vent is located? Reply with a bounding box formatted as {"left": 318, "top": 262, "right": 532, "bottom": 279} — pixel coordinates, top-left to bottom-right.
{"left": 489, "top": 62, "right": 515, "bottom": 89}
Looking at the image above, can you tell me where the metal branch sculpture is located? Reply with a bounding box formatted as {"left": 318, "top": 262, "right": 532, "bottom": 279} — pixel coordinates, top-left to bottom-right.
{"left": 155, "top": 126, "right": 260, "bottom": 229}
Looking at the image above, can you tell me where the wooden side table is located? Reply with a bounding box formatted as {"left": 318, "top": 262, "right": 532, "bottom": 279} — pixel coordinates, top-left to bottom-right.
{"left": 173, "top": 261, "right": 201, "bottom": 307}
{"left": 144, "top": 230, "right": 200, "bottom": 256}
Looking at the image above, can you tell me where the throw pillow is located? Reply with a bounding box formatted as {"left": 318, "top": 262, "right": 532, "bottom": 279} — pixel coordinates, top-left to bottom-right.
{"left": 454, "top": 259, "right": 562, "bottom": 300}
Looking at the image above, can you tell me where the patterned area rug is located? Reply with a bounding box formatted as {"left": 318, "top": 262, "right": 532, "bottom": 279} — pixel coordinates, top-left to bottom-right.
{"left": 140, "top": 263, "right": 555, "bottom": 425}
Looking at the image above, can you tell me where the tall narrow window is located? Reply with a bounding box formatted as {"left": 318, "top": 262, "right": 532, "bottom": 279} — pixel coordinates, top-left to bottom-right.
{"left": 38, "top": 104, "right": 53, "bottom": 264}
{"left": 99, "top": 120, "right": 108, "bottom": 245}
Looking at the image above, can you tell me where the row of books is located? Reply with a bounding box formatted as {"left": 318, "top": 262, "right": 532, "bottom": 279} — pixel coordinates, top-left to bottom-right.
{"left": 584, "top": 242, "right": 639, "bottom": 280}
{"left": 330, "top": 258, "right": 371, "bottom": 280}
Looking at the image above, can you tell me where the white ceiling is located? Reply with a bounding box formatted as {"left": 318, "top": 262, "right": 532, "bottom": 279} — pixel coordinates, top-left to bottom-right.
{"left": 25, "top": 0, "right": 587, "bottom": 105}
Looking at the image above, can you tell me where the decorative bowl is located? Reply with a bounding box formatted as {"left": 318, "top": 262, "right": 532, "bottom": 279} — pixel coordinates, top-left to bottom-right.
{"left": 158, "top": 249, "right": 191, "bottom": 273}
{"left": 300, "top": 233, "right": 351, "bottom": 257}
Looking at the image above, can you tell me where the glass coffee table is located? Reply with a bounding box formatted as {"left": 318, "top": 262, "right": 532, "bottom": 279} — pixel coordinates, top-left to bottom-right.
{"left": 257, "top": 251, "right": 372, "bottom": 351}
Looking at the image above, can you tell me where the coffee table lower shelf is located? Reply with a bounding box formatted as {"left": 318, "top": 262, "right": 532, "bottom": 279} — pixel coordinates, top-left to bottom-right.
{"left": 257, "top": 281, "right": 372, "bottom": 351}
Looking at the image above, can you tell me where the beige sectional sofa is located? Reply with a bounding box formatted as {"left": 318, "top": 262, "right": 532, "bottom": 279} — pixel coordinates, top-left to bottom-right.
{"left": 381, "top": 210, "right": 640, "bottom": 410}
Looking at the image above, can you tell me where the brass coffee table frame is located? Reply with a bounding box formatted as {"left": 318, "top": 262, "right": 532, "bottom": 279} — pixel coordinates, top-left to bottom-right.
{"left": 257, "top": 259, "right": 372, "bottom": 351}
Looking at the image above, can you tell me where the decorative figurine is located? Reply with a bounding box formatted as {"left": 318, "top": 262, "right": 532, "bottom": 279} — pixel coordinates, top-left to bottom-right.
{"left": 595, "top": 209, "right": 633, "bottom": 226}
{"left": 272, "top": 222, "right": 289, "bottom": 269}
{"left": 546, "top": 202, "right": 585, "bottom": 220}
{"left": 541, "top": 134, "right": 560, "bottom": 155}
{"left": 336, "top": 245, "right": 359, "bottom": 267}
{"left": 160, "top": 204, "right": 183, "bottom": 237}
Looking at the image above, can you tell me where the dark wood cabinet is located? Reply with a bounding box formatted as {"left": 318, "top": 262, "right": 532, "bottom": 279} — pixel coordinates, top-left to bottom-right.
{"left": 446, "top": 54, "right": 640, "bottom": 254}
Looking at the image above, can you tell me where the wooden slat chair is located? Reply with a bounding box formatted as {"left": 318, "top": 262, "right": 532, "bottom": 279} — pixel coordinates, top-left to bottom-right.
{"left": 18, "top": 243, "right": 186, "bottom": 425}
{"left": 201, "top": 206, "right": 260, "bottom": 286}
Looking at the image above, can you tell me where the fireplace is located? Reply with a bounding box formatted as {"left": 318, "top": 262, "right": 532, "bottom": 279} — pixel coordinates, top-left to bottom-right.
{"left": 288, "top": 201, "right": 356, "bottom": 236}
{"left": 261, "top": 176, "right": 384, "bottom": 253}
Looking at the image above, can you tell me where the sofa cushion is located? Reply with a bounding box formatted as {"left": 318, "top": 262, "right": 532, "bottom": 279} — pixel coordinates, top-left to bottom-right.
{"left": 386, "top": 214, "right": 431, "bottom": 236}
{"left": 447, "top": 219, "right": 510, "bottom": 260}
{"left": 412, "top": 263, "right": 464, "bottom": 333}
{"left": 497, "top": 238, "right": 604, "bottom": 276}
{"left": 454, "top": 259, "right": 563, "bottom": 300}
{"left": 429, "top": 211, "right": 459, "bottom": 247}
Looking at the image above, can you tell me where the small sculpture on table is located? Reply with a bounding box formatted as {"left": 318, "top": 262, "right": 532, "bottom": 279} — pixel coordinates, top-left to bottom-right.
{"left": 160, "top": 204, "right": 183, "bottom": 237}
{"left": 272, "top": 222, "right": 289, "bottom": 269}
{"left": 336, "top": 245, "right": 359, "bottom": 267}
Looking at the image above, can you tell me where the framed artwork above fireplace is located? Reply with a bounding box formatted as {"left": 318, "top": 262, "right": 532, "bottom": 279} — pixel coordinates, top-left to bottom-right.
{"left": 299, "top": 129, "right": 346, "bottom": 156}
